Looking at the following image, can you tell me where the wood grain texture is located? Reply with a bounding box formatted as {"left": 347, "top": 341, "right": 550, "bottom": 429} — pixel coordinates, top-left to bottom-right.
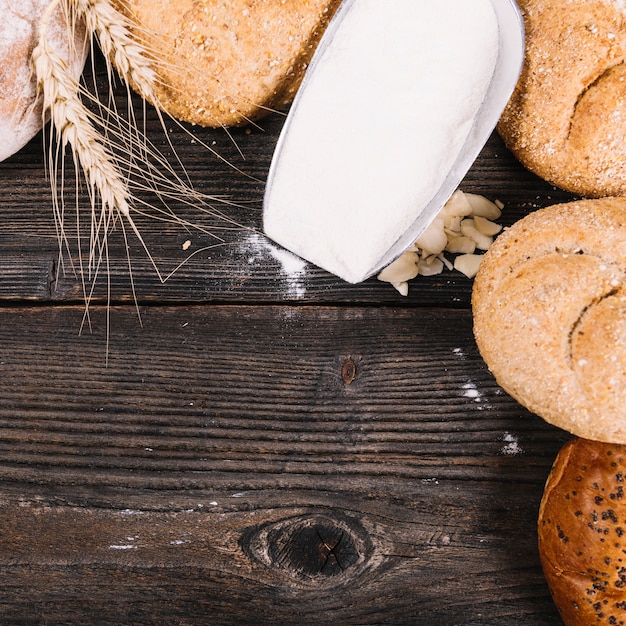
{"left": 0, "top": 54, "right": 578, "bottom": 624}
{"left": 0, "top": 90, "right": 578, "bottom": 308}
{"left": 0, "top": 305, "right": 567, "bottom": 624}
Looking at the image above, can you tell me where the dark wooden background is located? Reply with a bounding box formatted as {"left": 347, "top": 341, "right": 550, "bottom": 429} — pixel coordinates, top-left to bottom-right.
{"left": 0, "top": 52, "right": 579, "bottom": 625}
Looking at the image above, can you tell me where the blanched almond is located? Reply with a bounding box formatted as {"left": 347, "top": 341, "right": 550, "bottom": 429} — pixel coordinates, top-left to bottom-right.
{"left": 377, "top": 251, "right": 419, "bottom": 284}
{"left": 454, "top": 253, "right": 483, "bottom": 278}
{"left": 465, "top": 192, "right": 502, "bottom": 220}
{"left": 417, "top": 256, "right": 445, "bottom": 276}
{"left": 445, "top": 235, "right": 476, "bottom": 254}
{"left": 460, "top": 218, "right": 493, "bottom": 250}
{"left": 444, "top": 215, "right": 463, "bottom": 236}
{"left": 415, "top": 217, "right": 447, "bottom": 255}
{"left": 473, "top": 215, "right": 502, "bottom": 236}
{"left": 443, "top": 189, "right": 474, "bottom": 217}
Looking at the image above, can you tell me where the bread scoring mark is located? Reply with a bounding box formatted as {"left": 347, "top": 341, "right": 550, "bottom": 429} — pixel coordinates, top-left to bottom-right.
{"left": 472, "top": 198, "right": 626, "bottom": 442}
{"left": 568, "top": 285, "right": 623, "bottom": 371}
{"left": 567, "top": 59, "right": 626, "bottom": 142}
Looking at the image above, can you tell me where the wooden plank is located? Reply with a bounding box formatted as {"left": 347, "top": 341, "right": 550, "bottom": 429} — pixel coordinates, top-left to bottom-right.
{"left": 0, "top": 107, "right": 578, "bottom": 306}
{"left": 0, "top": 258, "right": 52, "bottom": 300}
{"left": 0, "top": 304, "right": 567, "bottom": 623}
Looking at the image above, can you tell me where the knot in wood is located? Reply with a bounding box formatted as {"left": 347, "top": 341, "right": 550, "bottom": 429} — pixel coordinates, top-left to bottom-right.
{"left": 341, "top": 357, "right": 357, "bottom": 385}
{"left": 268, "top": 517, "right": 358, "bottom": 578}
{"left": 242, "top": 513, "right": 371, "bottom": 588}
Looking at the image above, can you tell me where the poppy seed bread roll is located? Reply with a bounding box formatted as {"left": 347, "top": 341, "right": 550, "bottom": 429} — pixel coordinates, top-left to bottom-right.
{"left": 497, "top": 0, "right": 626, "bottom": 197}
{"left": 472, "top": 198, "right": 626, "bottom": 443}
{"left": 539, "top": 438, "right": 626, "bottom": 625}
{"left": 111, "top": 0, "right": 342, "bottom": 127}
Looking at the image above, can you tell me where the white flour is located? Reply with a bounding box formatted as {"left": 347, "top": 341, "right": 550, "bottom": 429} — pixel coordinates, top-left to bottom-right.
{"left": 0, "top": 0, "right": 87, "bottom": 162}
{"left": 501, "top": 432, "right": 524, "bottom": 456}
{"left": 242, "top": 231, "right": 307, "bottom": 298}
{"left": 264, "top": 0, "right": 499, "bottom": 283}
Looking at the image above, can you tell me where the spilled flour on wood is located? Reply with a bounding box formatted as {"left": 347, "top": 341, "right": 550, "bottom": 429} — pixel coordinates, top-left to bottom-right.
{"left": 462, "top": 380, "right": 496, "bottom": 412}
{"left": 463, "top": 382, "right": 481, "bottom": 401}
{"left": 452, "top": 347, "right": 466, "bottom": 359}
{"left": 241, "top": 231, "right": 308, "bottom": 299}
{"left": 501, "top": 432, "right": 523, "bottom": 456}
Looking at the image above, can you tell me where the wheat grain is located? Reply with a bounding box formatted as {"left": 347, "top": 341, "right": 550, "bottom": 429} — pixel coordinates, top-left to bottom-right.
{"left": 34, "top": 0, "right": 132, "bottom": 219}
{"left": 69, "top": 0, "right": 157, "bottom": 102}
{"left": 34, "top": 0, "right": 255, "bottom": 335}
{"left": 34, "top": 0, "right": 223, "bottom": 270}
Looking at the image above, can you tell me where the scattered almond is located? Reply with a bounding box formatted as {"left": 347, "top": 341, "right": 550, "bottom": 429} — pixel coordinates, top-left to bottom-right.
{"left": 454, "top": 253, "right": 483, "bottom": 278}
{"left": 377, "top": 189, "right": 503, "bottom": 294}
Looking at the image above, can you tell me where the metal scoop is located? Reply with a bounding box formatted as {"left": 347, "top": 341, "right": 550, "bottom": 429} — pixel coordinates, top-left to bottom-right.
{"left": 263, "top": 0, "right": 525, "bottom": 283}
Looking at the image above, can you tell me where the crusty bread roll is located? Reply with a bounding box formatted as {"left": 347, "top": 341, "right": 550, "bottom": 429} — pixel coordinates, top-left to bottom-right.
{"left": 472, "top": 198, "right": 626, "bottom": 443}
{"left": 112, "top": 0, "right": 342, "bottom": 127}
{"left": 539, "top": 437, "right": 626, "bottom": 625}
{"left": 0, "top": 0, "right": 87, "bottom": 162}
{"left": 497, "top": 0, "right": 626, "bottom": 197}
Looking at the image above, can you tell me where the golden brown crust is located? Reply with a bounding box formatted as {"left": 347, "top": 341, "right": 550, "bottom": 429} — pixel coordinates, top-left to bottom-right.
{"left": 539, "top": 438, "right": 626, "bottom": 625}
{"left": 472, "top": 197, "right": 626, "bottom": 443}
{"left": 497, "top": 0, "right": 626, "bottom": 197}
{"left": 0, "top": 0, "right": 86, "bottom": 161}
{"left": 113, "top": 0, "right": 342, "bottom": 127}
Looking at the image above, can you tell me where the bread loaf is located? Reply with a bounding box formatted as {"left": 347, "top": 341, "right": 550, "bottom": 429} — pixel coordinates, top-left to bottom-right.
{"left": 539, "top": 437, "right": 626, "bottom": 625}
{"left": 112, "top": 0, "right": 342, "bottom": 127}
{"left": 497, "top": 0, "right": 626, "bottom": 197}
{"left": 0, "top": 0, "right": 87, "bottom": 162}
{"left": 472, "top": 197, "right": 626, "bottom": 443}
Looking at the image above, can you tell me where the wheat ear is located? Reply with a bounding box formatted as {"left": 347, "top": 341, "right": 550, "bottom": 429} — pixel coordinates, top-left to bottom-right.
{"left": 65, "top": 0, "right": 232, "bottom": 219}
{"left": 36, "top": 0, "right": 251, "bottom": 289}
{"left": 33, "top": 0, "right": 132, "bottom": 222}
{"left": 70, "top": 0, "right": 157, "bottom": 102}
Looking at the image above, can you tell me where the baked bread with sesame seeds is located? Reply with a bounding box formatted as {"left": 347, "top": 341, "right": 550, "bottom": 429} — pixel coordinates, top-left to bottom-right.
{"left": 497, "top": 0, "right": 626, "bottom": 197}
{"left": 472, "top": 197, "right": 626, "bottom": 443}
{"left": 112, "top": 0, "right": 342, "bottom": 127}
{"left": 538, "top": 437, "right": 626, "bottom": 626}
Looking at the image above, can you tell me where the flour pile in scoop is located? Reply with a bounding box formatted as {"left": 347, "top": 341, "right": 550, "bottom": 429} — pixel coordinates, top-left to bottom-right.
{"left": 263, "top": 0, "right": 500, "bottom": 283}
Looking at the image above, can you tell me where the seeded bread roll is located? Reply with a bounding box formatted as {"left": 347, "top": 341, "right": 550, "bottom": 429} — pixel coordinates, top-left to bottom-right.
{"left": 112, "top": 0, "right": 342, "bottom": 127}
{"left": 472, "top": 198, "right": 626, "bottom": 443}
{"left": 539, "top": 437, "right": 626, "bottom": 626}
{"left": 0, "top": 0, "right": 87, "bottom": 162}
{"left": 497, "top": 0, "right": 626, "bottom": 197}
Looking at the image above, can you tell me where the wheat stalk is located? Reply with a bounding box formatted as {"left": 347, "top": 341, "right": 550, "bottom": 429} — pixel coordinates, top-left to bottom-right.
{"left": 29, "top": 0, "right": 259, "bottom": 360}
{"left": 34, "top": 0, "right": 135, "bottom": 217}
{"left": 34, "top": 0, "right": 252, "bottom": 326}
{"left": 70, "top": 0, "right": 157, "bottom": 102}
{"left": 33, "top": 0, "right": 201, "bottom": 283}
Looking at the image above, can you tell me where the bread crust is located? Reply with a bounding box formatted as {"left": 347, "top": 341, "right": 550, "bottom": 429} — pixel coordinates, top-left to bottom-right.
{"left": 539, "top": 438, "right": 626, "bottom": 625}
{"left": 113, "top": 0, "right": 342, "bottom": 127}
{"left": 497, "top": 0, "right": 626, "bottom": 197}
{"left": 0, "top": 0, "right": 87, "bottom": 162}
{"left": 472, "top": 197, "right": 626, "bottom": 443}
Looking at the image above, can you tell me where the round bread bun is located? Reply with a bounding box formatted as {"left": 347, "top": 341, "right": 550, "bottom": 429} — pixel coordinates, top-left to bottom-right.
{"left": 0, "top": 0, "right": 87, "bottom": 162}
{"left": 112, "top": 0, "right": 342, "bottom": 128}
{"left": 539, "top": 437, "right": 626, "bottom": 625}
{"left": 472, "top": 197, "right": 626, "bottom": 443}
{"left": 497, "top": 0, "right": 626, "bottom": 197}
